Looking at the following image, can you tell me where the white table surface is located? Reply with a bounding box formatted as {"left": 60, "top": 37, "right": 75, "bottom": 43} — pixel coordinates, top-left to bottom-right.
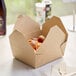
{"left": 0, "top": 15, "right": 76, "bottom": 76}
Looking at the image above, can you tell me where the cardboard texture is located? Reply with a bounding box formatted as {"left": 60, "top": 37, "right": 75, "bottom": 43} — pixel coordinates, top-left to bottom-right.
{"left": 9, "top": 15, "right": 68, "bottom": 68}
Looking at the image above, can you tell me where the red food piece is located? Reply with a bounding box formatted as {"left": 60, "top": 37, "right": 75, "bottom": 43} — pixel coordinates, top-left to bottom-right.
{"left": 38, "top": 35, "right": 45, "bottom": 43}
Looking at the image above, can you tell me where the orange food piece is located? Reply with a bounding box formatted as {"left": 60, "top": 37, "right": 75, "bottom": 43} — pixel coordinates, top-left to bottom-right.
{"left": 37, "top": 42, "right": 41, "bottom": 49}
{"left": 29, "top": 40, "right": 37, "bottom": 50}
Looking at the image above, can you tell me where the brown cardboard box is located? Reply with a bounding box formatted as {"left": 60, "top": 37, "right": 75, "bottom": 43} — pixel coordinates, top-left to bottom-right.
{"left": 9, "top": 15, "right": 68, "bottom": 68}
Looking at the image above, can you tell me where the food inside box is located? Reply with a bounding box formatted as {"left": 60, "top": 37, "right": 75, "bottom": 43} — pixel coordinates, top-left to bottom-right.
{"left": 28, "top": 35, "right": 45, "bottom": 51}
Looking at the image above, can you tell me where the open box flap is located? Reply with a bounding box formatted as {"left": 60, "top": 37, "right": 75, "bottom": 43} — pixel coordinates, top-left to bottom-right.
{"left": 36, "top": 26, "right": 66, "bottom": 54}
{"left": 9, "top": 30, "right": 36, "bottom": 66}
{"left": 14, "top": 15, "right": 41, "bottom": 36}
{"left": 42, "top": 16, "right": 68, "bottom": 42}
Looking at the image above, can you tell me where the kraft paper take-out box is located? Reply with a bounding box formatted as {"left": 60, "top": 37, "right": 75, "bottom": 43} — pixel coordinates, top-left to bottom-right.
{"left": 9, "top": 15, "right": 68, "bottom": 68}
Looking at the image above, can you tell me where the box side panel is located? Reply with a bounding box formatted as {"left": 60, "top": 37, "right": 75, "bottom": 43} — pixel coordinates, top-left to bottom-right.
{"left": 9, "top": 30, "right": 36, "bottom": 67}
{"left": 34, "top": 26, "right": 65, "bottom": 68}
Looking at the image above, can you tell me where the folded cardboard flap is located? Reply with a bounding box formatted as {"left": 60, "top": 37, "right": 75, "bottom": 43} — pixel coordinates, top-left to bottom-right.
{"left": 14, "top": 15, "right": 41, "bottom": 36}
{"left": 9, "top": 15, "right": 68, "bottom": 68}
{"left": 42, "top": 16, "right": 68, "bottom": 42}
